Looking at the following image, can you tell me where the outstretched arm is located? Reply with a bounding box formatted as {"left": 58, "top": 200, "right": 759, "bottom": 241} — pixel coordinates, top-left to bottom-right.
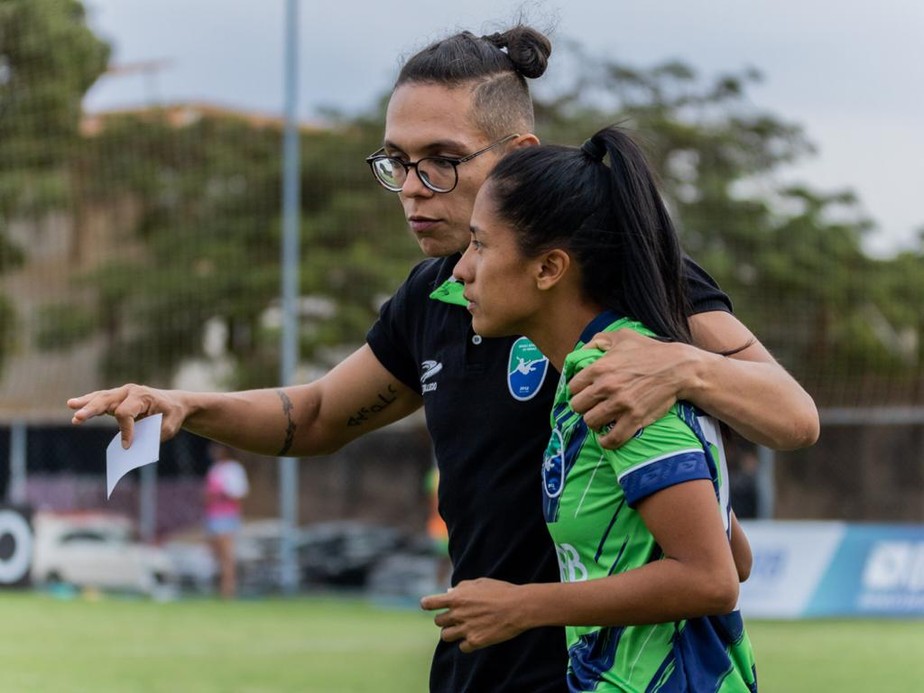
{"left": 568, "top": 311, "right": 819, "bottom": 451}
{"left": 68, "top": 344, "right": 422, "bottom": 456}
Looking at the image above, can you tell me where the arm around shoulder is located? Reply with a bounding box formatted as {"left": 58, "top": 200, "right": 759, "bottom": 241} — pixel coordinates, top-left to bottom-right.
{"left": 685, "top": 310, "right": 819, "bottom": 451}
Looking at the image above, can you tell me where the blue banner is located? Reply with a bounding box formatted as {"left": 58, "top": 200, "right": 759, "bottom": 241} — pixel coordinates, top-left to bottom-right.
{"left": 739, "top": 521, "right": 924, "bottom": 618}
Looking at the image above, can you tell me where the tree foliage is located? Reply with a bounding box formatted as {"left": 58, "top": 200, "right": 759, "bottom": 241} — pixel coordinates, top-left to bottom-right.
{"left": 532, "top": 43, "right": 923, "bottom": 400}
{"left": 0, "top": 0, "right": 109, "bottom": 368}
{"left": 59, "top": 113, "right": 418, "bottom": 388}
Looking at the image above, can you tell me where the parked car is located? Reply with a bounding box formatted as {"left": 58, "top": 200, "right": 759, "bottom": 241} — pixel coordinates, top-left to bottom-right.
{"left": 296, "top": 520, "right": 423, "bottom": 589}
{"left": 31, "top": 511, "right": 177, "bottom": 598}
{"left": 161, "top": 539, "right": 217, "bottom": 594}
{"left": 219, "top": 519, "right": 429, "bottom": 592}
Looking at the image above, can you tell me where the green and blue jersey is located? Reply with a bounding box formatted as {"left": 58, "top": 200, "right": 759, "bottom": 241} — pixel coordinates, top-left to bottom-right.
{"left": 543, "top": 311, "right": 757, "bottom": 692}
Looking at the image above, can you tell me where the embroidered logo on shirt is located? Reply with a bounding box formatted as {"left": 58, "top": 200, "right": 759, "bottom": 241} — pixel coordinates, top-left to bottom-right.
{"left": 507, "top": 337, "right": 549, "bottom": 401}
{"left": 420, "top": 360, "right": 443, "bottom": 393}
{"left": 543, "top": 428, "right": 565, "bottom": 499}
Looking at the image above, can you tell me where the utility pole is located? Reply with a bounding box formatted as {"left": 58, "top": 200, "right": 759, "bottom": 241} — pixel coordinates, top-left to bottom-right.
{"left": 278, "top": 0, "right": 301, "bottom": 596}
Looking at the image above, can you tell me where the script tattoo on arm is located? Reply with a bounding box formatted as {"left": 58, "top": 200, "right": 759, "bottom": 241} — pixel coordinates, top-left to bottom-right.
{"left": 347, "top": 384, "right": 399, "bottom": 427}
{"left": 276, "top": 389, "right": 297, "bottom": 456}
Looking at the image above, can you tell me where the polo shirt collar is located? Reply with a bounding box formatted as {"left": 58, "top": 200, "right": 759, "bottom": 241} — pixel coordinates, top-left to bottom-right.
{"left": 429, "top": 277, "right": 468, "bottom": 306}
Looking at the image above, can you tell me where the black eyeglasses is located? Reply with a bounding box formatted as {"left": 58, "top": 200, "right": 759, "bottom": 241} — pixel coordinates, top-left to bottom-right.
{"left": 365, "top": 134, "right": 519, "bottom": 193}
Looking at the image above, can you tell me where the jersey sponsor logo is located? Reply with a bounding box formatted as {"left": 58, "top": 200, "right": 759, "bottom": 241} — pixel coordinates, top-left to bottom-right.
{"left": 543, "top": 429, "right": 565, "bottom": 498}
{"left": 420, "top": 360, "right": 443, "bottom": 393}
{"left": 507, "top": 337, "right": 549, "bottom": 401}
{"left": 556, "top": 543, "right": 588, "bottom": 582}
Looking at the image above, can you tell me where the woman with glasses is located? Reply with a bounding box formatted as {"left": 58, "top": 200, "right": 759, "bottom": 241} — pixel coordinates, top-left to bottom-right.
{"left": 422, "top": 125, "right": 759, "bottom": 692}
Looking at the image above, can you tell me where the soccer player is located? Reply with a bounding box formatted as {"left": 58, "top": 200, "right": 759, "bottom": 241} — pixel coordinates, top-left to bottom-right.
{"left": 423, "top": 125, "right": 759, "bottom": 691}
{"left": 68, "top": 25, "right": 814, "bottom": 692}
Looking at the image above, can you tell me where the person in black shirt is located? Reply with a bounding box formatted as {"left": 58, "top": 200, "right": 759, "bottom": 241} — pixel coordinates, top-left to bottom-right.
{"left": 69, "top": 24, "right": 818, "bottom": 693}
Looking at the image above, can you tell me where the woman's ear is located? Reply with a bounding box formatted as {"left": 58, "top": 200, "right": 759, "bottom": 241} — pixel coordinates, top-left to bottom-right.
{"left": 512, "top": 133, "right": 540, "bottom": 150}
{"left": 536, "top": 249, "right": 571, "bottom": 291}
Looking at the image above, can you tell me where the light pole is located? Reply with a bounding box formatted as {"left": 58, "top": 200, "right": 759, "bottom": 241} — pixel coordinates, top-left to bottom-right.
{"left": 278, "top": 0, "right": 301, "bottom": 595}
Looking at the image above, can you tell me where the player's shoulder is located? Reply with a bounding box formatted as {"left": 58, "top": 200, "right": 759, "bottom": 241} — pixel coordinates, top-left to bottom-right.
{"left": 408, "top": 255, "right": 453, "bottom": 284}
{"left": 564, "top": 315, "right": 654, "bottom": 380}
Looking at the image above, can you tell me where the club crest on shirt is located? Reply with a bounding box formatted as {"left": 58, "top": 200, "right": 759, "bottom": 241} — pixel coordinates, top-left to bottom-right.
{"left": 507, "top": 337, "right": 549, "bottom": 401}
{"left": 543, "top": 429, "right": 565, "bottom": 498}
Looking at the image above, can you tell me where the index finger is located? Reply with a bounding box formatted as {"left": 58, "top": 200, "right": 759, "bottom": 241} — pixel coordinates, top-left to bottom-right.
{"left": 66, "top": 393, "right": 94, "bottom": 411}
{"left": 420, "top": 592, "right": 453, "bottom": 611}
{"left": 68, "top": 391, "right": 117, "bottom": 424}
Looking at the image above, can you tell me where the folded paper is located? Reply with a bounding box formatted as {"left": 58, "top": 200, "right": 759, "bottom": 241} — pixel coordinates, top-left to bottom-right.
{"left": 106, "top": 414, "right": 162, "bottom": 499}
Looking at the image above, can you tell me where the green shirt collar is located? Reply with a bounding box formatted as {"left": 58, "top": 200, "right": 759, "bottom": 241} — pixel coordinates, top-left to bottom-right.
{"left": 429, "top": 278, "right": 468, "bottom": 306}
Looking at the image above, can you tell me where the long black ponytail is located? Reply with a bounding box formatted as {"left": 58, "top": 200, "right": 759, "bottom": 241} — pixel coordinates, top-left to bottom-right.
{"left": 486, "top": 126, "right": 692, "bottom": 344}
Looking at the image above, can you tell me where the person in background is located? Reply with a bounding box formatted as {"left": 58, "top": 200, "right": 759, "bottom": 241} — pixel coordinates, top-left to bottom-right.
{"left": 204, "top": 442, "right": 249, "bottom": 599}
{"left": 425, "top": 463, "right": 452, "bottom": 589}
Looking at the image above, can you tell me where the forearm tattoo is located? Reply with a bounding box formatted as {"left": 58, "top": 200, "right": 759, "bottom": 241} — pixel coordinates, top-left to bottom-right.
{"left": 347, "top": 384, "right": 399, "bottom": 427}
{"left": 276, "top": 389, "right": 297, "bottom": 456}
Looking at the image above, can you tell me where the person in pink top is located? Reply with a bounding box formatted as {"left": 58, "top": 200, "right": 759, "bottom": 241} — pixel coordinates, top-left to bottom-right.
{"left": 204, "top": 442, "right": 249, "bottom": 598}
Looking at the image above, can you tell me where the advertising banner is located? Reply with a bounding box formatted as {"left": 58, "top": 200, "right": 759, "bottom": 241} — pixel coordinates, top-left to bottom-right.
{"left": 739, "top": 521, "right": 924, "bottom": 618}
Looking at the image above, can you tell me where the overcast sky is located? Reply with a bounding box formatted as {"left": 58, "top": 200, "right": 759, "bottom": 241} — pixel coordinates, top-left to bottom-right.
{"left": 81, "top": 0, "right": 924, "bottom": 257}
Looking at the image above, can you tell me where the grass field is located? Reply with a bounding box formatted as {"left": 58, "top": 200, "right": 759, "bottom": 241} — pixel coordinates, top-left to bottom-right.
{"left": 1, "top": 591, "right": 921, "bottom": 692}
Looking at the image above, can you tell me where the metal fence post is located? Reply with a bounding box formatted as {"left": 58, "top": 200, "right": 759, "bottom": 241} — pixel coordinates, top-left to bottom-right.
{"left": 756, "top": 445, "right": 776, "bottom": 519}
{"left": 8, "top": 422, "right": 27, "bottom": 506}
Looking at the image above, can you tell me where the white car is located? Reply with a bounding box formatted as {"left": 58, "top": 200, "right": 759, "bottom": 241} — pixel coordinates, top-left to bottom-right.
{"left": 30, "top": 512, "right": 177, "bottom": 598}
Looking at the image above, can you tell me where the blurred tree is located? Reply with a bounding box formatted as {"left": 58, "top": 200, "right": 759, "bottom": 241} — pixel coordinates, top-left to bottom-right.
{"left": 0, "top": 0, "right": 109, "bottom": 369}
{"left": 46, "top": 111, "right": 417, "bottom": 388}
{"left": 532, "top": 43, "right": 923, "bottom": 400}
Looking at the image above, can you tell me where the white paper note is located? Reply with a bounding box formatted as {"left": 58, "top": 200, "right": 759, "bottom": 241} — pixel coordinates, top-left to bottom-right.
{"left": 106, "top": 414, "right": 162, "bottom": 499}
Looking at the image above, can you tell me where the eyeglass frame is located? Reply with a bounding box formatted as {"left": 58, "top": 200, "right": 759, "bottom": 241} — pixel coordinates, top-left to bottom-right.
{"left": 365, "top": 133, "right": 520, "bottom": 194}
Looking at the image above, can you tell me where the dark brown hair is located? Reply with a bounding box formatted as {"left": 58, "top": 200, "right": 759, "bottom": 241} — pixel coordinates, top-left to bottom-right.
{"left": 395, "top": 26, "right": 552, "bottom": 139}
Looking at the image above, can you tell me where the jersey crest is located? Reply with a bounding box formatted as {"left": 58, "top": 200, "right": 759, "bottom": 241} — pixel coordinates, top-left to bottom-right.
{"left": 543, "top": 428, "right": 565, "bottom": 498}
{"left": 507, "top": 337, "right": 549, "bottom": 401}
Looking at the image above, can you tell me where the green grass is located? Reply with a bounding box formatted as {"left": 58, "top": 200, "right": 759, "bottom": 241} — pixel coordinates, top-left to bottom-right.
{"left": 748, "top": 619, "right": 924, "bottom": 692}
{"left": 0, "top": 591, "right": 434, "bottom": 692}
{"left": 0, "top": 591, "right": 921, "bottom": 692}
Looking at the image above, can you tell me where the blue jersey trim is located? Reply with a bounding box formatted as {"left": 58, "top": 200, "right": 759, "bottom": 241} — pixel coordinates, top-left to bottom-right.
{"left": 620, "top": 450, "right": 711, "bottom": 507}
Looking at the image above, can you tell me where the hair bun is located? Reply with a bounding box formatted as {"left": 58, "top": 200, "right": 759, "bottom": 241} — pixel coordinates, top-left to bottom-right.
{"left": 483, "top": 26, "right": 551, "bottom": 80}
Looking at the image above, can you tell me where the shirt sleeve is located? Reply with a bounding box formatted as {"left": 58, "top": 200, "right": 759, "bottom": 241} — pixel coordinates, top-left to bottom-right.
{"left": 682, "top": 255, "right": 732, "bottom": 315}
{"left": 606, "top": 409, "right": 712, "bottom": 507}
{"left": 365, "top": 260, "right": 435, "bottom": 394}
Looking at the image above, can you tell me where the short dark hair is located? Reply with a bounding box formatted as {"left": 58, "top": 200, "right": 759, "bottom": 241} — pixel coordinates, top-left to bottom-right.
{"left": 395, "top": 26, "right": 552, "bottom": 139}
{"left": 485, "top": 126, "right": 693, "bottom": 344}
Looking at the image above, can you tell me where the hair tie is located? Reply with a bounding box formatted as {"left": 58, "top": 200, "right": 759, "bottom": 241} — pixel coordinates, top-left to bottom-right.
{"left": 481, "top": 32, "right": 506, "bottom": 48}
{"left": 581, "top": 138, "right": 606, "bottom": 162}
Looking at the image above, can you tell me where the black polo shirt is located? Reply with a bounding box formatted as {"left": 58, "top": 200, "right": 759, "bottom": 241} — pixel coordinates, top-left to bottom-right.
{"left": 366, "top": 253, "right": 731, "bottom": 693}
